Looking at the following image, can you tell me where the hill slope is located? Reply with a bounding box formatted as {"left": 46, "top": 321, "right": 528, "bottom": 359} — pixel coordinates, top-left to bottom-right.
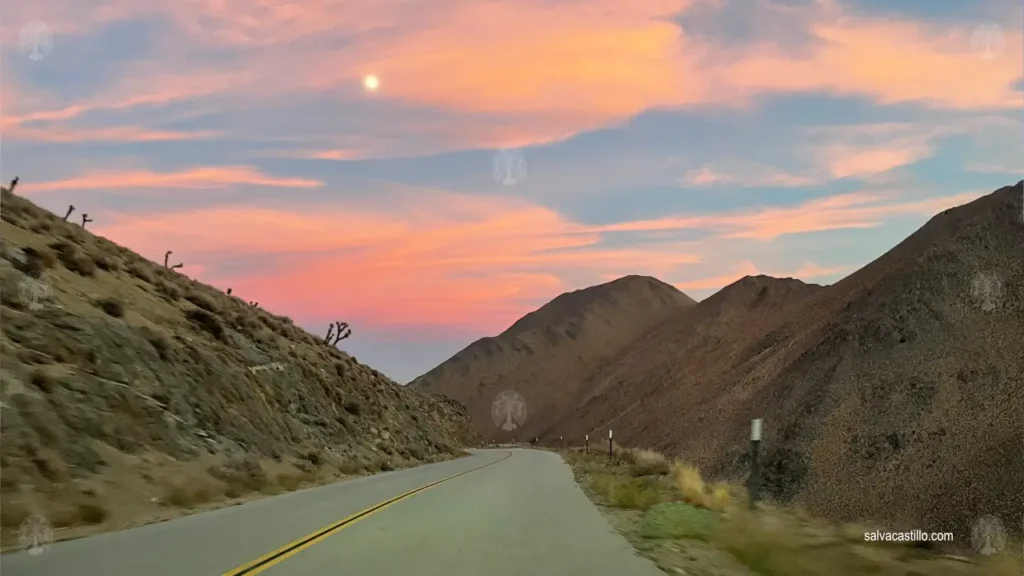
{"left": 549, "top": 181, "right": 1024, "bottom": 543}
{"left": 0, "top": 187, "right": 477, "bottom": 544}
{"left": 410, "top": 275, "right": 696, "bottom": 441}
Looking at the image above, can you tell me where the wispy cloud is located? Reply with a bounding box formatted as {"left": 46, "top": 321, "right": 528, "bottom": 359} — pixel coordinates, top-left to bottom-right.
{"left": 22, "top": 167, "right": 324, "bottom": 192}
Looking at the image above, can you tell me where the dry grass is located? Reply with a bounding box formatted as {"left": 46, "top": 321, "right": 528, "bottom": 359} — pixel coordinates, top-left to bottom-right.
{"left": 566, "top": 448, "right": 1021, "bottom": 576}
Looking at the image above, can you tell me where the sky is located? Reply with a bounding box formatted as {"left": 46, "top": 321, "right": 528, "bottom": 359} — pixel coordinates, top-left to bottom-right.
{"left": 2, "top": 0, "right": 1021, "bottom": 383}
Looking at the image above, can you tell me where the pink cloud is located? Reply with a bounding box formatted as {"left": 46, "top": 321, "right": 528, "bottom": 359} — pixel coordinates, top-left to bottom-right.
{"left": 8, "top": 0, "right": 1017, "bottom": 152}
{"left": 68, "top": 177, "right": 982, "bottom": 332}
{"left": 4, "top": 125, "right": 221, "bottom": 143}
{"left": 20, "top": 166, "right": 323, "bottom": 193}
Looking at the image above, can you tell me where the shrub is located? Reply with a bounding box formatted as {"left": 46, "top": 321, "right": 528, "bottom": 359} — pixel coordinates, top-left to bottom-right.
{"left": 629, "top": 449, "right": 671, "bottom": 477}
{"left": 76, "top": 502, "right": 109, "bottom": 525}
{"left": 343, "top": 400, "right": 361, "bottom": 415}
{"left": 186, "top": 308, "right": 226, "bottom": 341}
{"left": 670, "top": 463, "right": 735, "bottom": 512}
{"left": 92, "top": 252, "right": 118, "bottom": 272}
{"left": 96, "top": 297, "right": 125, "bottom": 318}
{"left": 19, "top": 247, "right": 57, "bottom": 277}
{"left": 185, "top": 292, "right": 219, "bottom": 313}
{"left": 156, "top": 280, "right": 182, "bottom": 301}
{"left": 48, "top": 241, "right": 97, "bottom": 277}
{"left": 29, "top": 369, "right": 54, "bottom": 393}
{"left": 140, "top": 326, "right": 172, "bottom": 360}
{"left": 128, "top": 263, "right": 154, "bottom": 283}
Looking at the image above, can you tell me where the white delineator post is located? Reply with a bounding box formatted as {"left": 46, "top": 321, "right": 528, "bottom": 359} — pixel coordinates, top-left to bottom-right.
{"left": 608, "top": 429, "right": 614, "bottom": 458}
{"left": 748, "top": 418, "right": 763, "bottom": 509}
{"left": 585, "top": 434, "right": 589, "bottom": 454}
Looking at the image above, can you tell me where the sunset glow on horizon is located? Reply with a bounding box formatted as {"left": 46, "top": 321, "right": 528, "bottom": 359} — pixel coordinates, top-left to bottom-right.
{"left": 2, "top": 0, "right": 1021, "bottom": 381}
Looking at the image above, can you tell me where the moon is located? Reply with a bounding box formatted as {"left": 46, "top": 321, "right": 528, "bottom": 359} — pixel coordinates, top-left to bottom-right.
{"left": 363, "top": 75, "right": 380, "bottom": 92}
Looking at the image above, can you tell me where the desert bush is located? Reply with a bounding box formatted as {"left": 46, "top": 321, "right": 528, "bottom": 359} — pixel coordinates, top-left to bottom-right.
{"left": 155, "top": 280, "right": 182, "bottom": 301}
{"left": 96, "top": 297, "right": 125, "bottom": 318}
{"left": 29, "top": 218, "right": 52, "bottom": 234}
{"left": 29, "top": 369, "right": 55, "bottom": 393}
{"left": 18, "top": 247, "right": 57, "bottom": 277}
{"left": 337, "top": 460, "right": 364, "bottom": 475}
{"left": 343, "top": 400, "right": 361, "bottom": 415}
{"left": 185, "top": 292, "right": 219, "bottom": 313}
{"left": 76, "top": 502, "right": 109, "bottom": 525}
{"left": 92, "top": 252, "right": 118, "bottom": 272}
{"left": 667, "top": 462, "right": 738, "bottom": 513}
{"left": 208, "top": 457, "right": 267, "bottom": 494}
{"left": 139, "top": 326, "right": 172, "bottom": 360}
{"left": 48, "top": 241, "right": 97, "bottom": 276}
{"left": 127, "top": 263, "right": 154, "bottom": 283}
{"left": 185, "top": 308, "right": 226, "bottom": 341}
{"left": 629, "top": 449, "right": 671, "bottom": 477}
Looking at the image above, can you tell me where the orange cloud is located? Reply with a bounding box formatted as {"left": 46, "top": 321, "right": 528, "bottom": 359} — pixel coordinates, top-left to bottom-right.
{"left": 92, "top": 191, "right": 701, "bottom": 330}
{"left": 21, "top": 166, "right": 323, "bottom": 193}
{"left": 5, "top": 125, "right": 221, "bottom": 143}
{"left": 81, "top": 181, "right": 983, "bottom": 331}
{"left": 5, "top": 0, "right": 1019, "bottom": 152}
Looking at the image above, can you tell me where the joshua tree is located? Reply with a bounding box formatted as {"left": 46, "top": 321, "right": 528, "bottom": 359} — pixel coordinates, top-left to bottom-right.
{"left": 63, "top": 205, "right": 75, "bottom": 221}
{"left": 324, "top": 321, "right": 352, "bottom": 346}
{"left": 8, "top": 177, "right": 19, "bottom": 193}
{"left": 81, "top": 213, "right": 92, "bottom": 228}
{"left": 163, "top": 250, "right": 183, "bottom": 269}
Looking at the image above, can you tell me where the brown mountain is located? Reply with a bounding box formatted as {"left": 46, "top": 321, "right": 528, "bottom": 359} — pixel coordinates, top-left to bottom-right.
{"left": 409, "top": 275, "right": 697, "bottom": 442}
{"left": 547, "top": 181, "right": 1024, "bottom": 544}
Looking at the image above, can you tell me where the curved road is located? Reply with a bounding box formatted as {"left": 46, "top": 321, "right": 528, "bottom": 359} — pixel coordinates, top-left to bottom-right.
{"left": 2, "top": 449, "right": 663, "bottom": 575}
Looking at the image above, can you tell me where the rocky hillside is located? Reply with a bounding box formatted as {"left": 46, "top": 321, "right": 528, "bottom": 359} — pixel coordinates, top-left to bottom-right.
{"left": 0, "top": 186, "right": 477, "bottom": 545}
{"left": 546, "top": 181, "right": 1024, "bottom": 545}
{"left": 410, "top": 275, "right": 696, "bottom": 441}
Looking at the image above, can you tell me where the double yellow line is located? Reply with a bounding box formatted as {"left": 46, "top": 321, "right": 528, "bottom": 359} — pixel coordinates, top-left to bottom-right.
{"left": 222, "top": 450, "right": 512, "bottom": 575}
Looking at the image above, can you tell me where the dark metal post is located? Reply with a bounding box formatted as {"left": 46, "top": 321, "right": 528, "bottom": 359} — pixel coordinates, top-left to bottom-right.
{"left": 608, "top": 429, "right": 613, "bottom": 458}
{"left": 585, "top": 434, "right": 589, "bottom": 454}
{"left": 748, "top": 418, "right": 762, "bottom": 510}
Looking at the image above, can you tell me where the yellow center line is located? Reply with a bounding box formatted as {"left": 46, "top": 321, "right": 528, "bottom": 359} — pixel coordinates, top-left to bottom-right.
{"left": 221, "top": 450, "right": 513, "bottom": 576}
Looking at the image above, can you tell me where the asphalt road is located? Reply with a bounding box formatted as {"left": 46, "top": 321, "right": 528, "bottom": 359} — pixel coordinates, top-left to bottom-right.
{"left": 1, "top": 449, "right": 663, "bottom": 575}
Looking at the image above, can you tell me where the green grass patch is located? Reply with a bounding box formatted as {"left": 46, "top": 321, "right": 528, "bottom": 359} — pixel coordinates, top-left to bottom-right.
{"left": 639, "top": 501, "right": 718, "bottom": 540}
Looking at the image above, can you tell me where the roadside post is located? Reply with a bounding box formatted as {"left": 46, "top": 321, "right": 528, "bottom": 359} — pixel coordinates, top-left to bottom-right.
{"left": 608, "top": 429, "right": 613, "bottom": 458}
{"left": 748, "top": 418, "right": 763, "bottom": 509}
{"left": 585, "top": 434, "right": 589, "bottom": 454}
